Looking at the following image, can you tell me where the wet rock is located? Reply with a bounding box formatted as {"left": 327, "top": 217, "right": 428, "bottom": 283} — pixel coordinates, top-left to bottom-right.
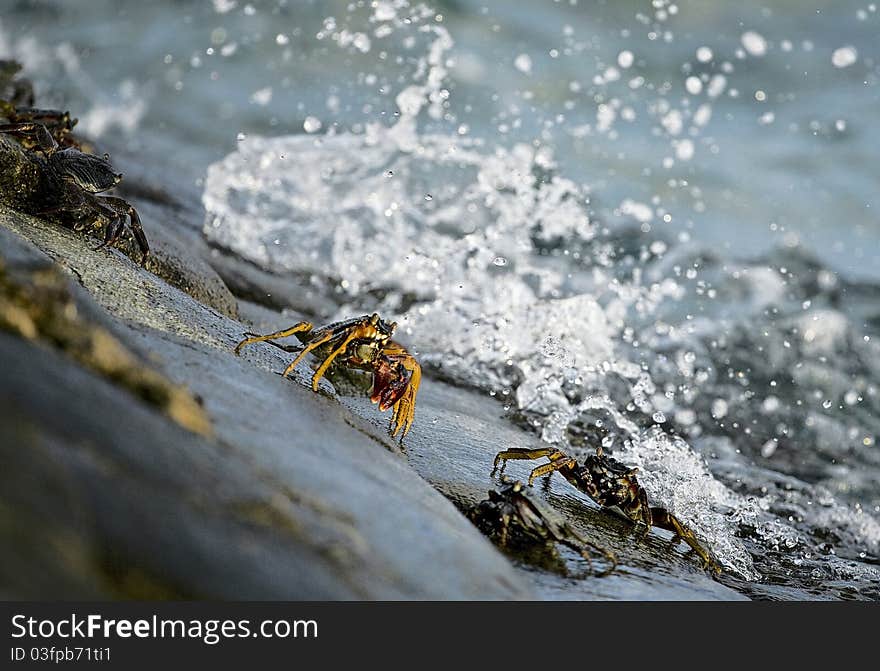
{"left": 0, "top": 226, "right": 210, "bottom": 436}
{"left": 0, "top": 333, "right": 363, "bottom": 599}
{"left": 205, "top": 245, "right": 333, "bottom": 317}
{"left": 114, "top": 198, "right": 240, "bottom": 319}
{"left": 0, "top": 206, "right": 531, "bottom": 600}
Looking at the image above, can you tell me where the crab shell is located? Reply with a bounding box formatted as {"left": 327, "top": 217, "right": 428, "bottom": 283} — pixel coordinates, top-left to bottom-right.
{"left": 52, "top": 148, "right": 122, "bottom": 193}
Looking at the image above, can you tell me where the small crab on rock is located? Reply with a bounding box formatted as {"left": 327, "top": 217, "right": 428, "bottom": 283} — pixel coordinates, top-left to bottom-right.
{"left": 492, "top": 444, "right": 722, "bottom": 574}
{"left": 234, "top": 313, "right": 421, "bottom": 438}
{"left": 0, "top": 117, "right": 149, "bottom": 261}
{"left": 468, "top": 477, "right": 617, "bottom": 576}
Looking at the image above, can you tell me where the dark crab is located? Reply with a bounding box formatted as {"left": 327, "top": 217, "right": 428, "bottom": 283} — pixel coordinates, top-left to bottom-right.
{"left": 1, "top": 60, "right": 83, "bottom": 151}
{"left": 0, "top": 120, "right": 149, "bottom": 260}
{"left": 492, "top": 445, "right": 722, "bottom": 573}
{"left": 468, "top": 477, "right": 617, "bottom": 576}
{"left": 234, "top": 313, "right": 421, "bottom": 437}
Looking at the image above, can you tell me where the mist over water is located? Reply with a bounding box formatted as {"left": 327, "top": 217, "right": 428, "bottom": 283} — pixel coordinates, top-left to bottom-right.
{"left": 4, "top": 0, "right": 879, "bottom": 594}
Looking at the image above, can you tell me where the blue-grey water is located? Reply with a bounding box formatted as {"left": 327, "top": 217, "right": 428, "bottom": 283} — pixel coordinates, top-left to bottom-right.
{"left": 3, "top": 0, "right": 878, "bottom": 598}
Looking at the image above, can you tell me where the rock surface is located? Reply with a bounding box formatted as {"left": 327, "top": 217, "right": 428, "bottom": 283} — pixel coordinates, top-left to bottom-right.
{"left": 0, "top": 206, "right": 530, "bottom": 599}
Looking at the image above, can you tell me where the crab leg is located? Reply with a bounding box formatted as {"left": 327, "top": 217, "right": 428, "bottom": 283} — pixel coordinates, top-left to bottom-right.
{"left": 7, "top": 107, "right": 75, "bottom": 130}
{"left": 97, "top": 214, "right": 126, "bottom": 249}
{"left": 89, "top": 197, "right": 126, "bottom": 250}
{"left": 637, "top": 488, "right": 653, "bottom": 529}
{"left": 560, "top": 536, "right": 596, "bottom": 574}
{"left": 390, "top": 387, "right": 414, "bottom": 437}
{"left": 233, "top": 321, "right": 352, "bottom": 386}
{"left": 525, "top": 455, "right": 579, "bottom": 486}
{"left": 0, "top": 121, "right": 58, "bottom": 153}
{"left": 100, "top": 195, "right": 150, "bottom": 259}
{"left": 492, "top": 447, "right": 556, "bottom": 473}
{"left": 568, "top": 537, "right": 618, "bottom": 577}
{"left": 234, "top": 321, "right": 336, "bottom": 382}
{"left": 233, "top": 321, "right": 314, "bottom": 355}
{"left": 390, "top": 358, "right": 420, "bottom": 438}
{"left": 2, "top": 107, "right": 77, "bottom": 147}
{"left": 282, "top": 330, "right": 335, "bottom": 379}
{"left": 497, "top": 514, "right": 511, "bottom": 547}
{"left": 310, "top": 327, "right": 370, "bottom": 390}
{"left": 492, "top": 447, "right": 580, "bottom": 486}
{"left": 650, "top": 507, "right": 721, "bottom": 574}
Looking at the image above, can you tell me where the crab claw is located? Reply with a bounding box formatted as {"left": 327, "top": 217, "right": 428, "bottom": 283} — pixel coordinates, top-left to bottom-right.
{"left": 370, "top": 358, "right": 395, "bottom": 405}
{"left": 378, "top": 375, "right": 410, "bottom": 411}
{"left": 370, "top": 356, "right": 411, "bottom": 410}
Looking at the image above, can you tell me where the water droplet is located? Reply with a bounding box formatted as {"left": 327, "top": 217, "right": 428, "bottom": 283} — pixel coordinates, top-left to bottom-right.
{"left": 492, "top": 256, "right": 508, "bottom": 267}
{"left": 652, "top": 411, "right": 666, "bottom": 423}
{"left": 822, "top": 399, "right": 833, "bottom": 409}
{"left": 303, "top": 116, "right": 322, "bottom": 133}
{"left": 741, "top": 31, "right": 767, "bottom": 57}
{"left": 707, "top": 74, "right": 727, "bottom": 98}
{"left": 514, "top": 53, "right": 532, "bottom": 74}
{"left": 250, "top": 86, "right": 273, "bottom": 106}
{"left": 236, "top": 131, "right": 247, "bottom": 141}
{"left": 675, "top": 139, "right": 694, "bottom": 161}
{"left": 832, "top": 46, "right": 858, "bottom": 68}
{"left": 424, "top": 194, "right": 433, "bottom": 201}
{"left": 685, "top": 76, "right": 702, "bottom": 95}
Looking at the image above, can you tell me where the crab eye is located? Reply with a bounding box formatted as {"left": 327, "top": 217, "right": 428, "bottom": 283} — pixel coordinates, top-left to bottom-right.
{"left": 369, "top": 313, "right": 379, "bottom": 326}
{"left": 389, "top": 321, "right": 397, "bottom": 333}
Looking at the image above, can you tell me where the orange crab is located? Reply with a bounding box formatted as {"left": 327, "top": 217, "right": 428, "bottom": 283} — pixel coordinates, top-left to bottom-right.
{"left": 234, "top": 313, "right": 421, "bottom": 437}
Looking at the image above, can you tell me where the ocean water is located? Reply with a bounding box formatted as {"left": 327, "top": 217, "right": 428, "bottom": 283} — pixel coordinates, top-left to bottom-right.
{"left": 3, "top": 0, "right": 879, "bottom": 597}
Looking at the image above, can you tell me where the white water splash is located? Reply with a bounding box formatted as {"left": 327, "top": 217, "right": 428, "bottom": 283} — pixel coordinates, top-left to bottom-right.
{"left": 0, "top": 22, "right": 148, "bottom": 138}
{"left": 202, "top": 1, "right": 880, "bottom": 581}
